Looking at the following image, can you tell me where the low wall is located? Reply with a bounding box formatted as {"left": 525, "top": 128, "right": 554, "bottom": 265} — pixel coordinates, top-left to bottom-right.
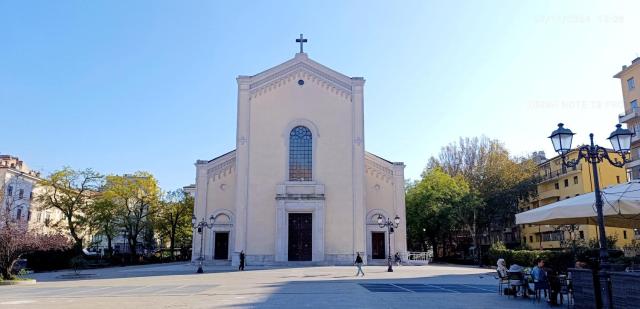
{"left": 570, "top": 268, "right": 598, "bottom": 309}
{"left": 609, "top": 271, "right": 640, "bottom": 309}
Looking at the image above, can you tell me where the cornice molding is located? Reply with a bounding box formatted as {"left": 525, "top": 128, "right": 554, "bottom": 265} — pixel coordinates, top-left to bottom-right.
{"left": 249, "top": 66, "right": 352, "bottom": 101}
{"left": 239, "top": 54, "right": 360, "bottom": 102}
{"left": 365, "top": 151, "right": 404, "bottom": 184}
{"left": 196, "top": 150, "right": 237, "bottom": 182}
{"left": 207, "top": 158, "right": 235, "bottom": 183}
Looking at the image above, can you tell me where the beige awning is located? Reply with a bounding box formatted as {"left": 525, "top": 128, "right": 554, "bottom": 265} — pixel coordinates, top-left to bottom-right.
{"left": 515, "top": 180, "right": 640, "bottom": 228}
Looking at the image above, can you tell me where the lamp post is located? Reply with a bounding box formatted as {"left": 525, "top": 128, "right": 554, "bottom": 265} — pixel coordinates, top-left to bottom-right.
{"left": 191, "top": 214, "right": 215, "bottom": 274}
{"left": 549, "top": 123, "right": 632, "bottom": 309}
{"left": 377, "top": 214, "right": 400, "bottom": 272}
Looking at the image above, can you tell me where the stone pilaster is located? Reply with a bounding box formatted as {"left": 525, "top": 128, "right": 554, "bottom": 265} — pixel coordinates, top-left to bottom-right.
{"left": 393, "top": 163, "right": 407, "bottom": 259}
{"left": 232, "top": 77, "right": 251, "bottom": 266}
{"left": 351, "top": 77, "right": 366, "bottom": 258}
{"left": 192, "top": 162, "right": 208, "bottom": 262}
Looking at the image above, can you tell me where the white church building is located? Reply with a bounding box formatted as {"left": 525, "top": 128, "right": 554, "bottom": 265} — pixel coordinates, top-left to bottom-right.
{"left": 191, "top": 39, "right": 407, "bottom": 266}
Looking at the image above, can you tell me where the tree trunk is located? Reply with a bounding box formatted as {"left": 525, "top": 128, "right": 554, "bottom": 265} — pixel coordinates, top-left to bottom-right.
{"left": 73, "top": 240, "right": 83, "bottom": 255}
{"left": 107, "top": 235, "right": 113, "bottom": 257}
{"left": 430, "top": 236, "right": 438, "bottom": 258}
{"left": 67, "top": 217, "right": 83, "bottom": 255}
{"left": 1, "top": 265, "right": 12, "bottom": 280}
{"left": 169, "top": 228, "right": 176, "bottom": 260}
{"left": 1, "top": 257, "right": 17, "bottom": 280}
{"left": 129, "top": 236, "right": 138, "bottom": 263}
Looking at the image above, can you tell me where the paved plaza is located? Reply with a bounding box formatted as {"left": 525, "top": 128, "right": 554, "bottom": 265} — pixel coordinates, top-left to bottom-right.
{"left": 0, "top": 263, "right": 549, "bottom": 309}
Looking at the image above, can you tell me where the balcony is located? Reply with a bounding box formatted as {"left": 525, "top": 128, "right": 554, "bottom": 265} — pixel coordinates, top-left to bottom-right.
{"left": 538, "top": 189, "right": 560, "bottom": 201}
{"left": 538, "top": 165, "right": 581, "bottom": 183}
{"left": 619, "top": 109, "right": 640, "bottom": 123}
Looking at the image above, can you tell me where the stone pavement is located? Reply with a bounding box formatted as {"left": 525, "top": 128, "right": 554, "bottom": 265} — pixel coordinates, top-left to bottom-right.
{"left": 0, "top": 263, "right": 550, "bottom": 309}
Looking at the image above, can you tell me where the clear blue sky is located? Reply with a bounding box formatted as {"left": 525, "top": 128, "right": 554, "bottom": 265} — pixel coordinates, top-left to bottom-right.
{"left": 2, "top": 1, "right": 639, "bottom": 190}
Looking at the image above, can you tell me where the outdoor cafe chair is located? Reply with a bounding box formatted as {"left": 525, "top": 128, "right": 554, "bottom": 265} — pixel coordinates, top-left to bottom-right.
{"left": 495, "top": 270, "right": 509, "bottom": 295}
{"left": 507, "top": 271, "right": 525, "bottom": 298}
{"left": 558, "top": 275, "right": 572, "bottom": 308}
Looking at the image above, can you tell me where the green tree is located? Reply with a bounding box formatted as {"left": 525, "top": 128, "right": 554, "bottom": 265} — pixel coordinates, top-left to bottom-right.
{"left": 38, "top": 168, "right": 103, "bottom": 252}
{"left": 156, "top": 189, "right": 194, "bottom": 260}
{"left": 87, "top": 198, "right": 119, "bottom": 257}
{"left": 103, "top": 172, "right": 160, "bottom": 260}
{"left": 429, "top": 137, "right": 538, "bottom": 249}
{"left": 406, "top": 167, "right": 469, "bottom": 257}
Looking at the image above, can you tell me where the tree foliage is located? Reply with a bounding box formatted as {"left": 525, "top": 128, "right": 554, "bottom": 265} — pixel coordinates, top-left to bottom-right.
{"left": 103, "top": 172, "right": 160, "bottom": 258}
{"left": 37, "top": 168, "right": 102, "bottom": 251}
{"left": 155, "top": 189, "right": 194, "bottom": 259}
{"left": 408, "top": 136, "right": 538, "bottom": 259}
{"left": 406, "top": 167, "right": 469, "bottom": 256}
{"left": 86, "top": 198, "right": 119, "bottom": 256}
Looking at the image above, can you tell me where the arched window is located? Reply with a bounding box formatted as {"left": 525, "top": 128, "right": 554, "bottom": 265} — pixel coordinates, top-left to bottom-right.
{"left": 289, "top": 126, "right": 312, "bottom": 181}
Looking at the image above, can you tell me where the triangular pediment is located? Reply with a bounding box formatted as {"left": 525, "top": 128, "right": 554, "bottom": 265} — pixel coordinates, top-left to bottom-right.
{"left": 238, "top": 53, "right": 363, "bottom": 99}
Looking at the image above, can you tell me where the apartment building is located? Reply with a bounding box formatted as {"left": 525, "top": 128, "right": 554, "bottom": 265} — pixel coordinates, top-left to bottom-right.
{"left": 519, "top": 149, "right": 637, "bottom": 250}
{"left": 615, "top": 57, "right": 640, "bottom": 179}
{"left": 0, "top": 154, "right": 64, "bottom": 233}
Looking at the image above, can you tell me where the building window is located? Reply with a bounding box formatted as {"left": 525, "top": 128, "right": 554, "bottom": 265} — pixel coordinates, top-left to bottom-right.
{"left": 16, "top": 208, "right": 22, "bottom": 220}
{"left": 18, "top": 189, "right": 24, "bottom": 199}
{"left": 628, "top": 77, "right": 636, "bottom": 91}
{"left": 624, "top": 230, "right": 628, "bottom": 239}
{"left": 7, "top": 185, "right": 12, "bottom": 197}
{"left": 579, "top": 231, "right": 585, "bottom": 239}
{"left": 564, "top": 179, "right": 569, "bottom": 187}
{"left": 632, "top": 99, "right": 639, "bottom": 112}
{"left": 616, "top": 176, "right": 621, "bottom": 184}
{"left": 554, "top": 182, "right": 559, "bottom": 190}
{"left": 289, "top": 126, "right": 312, "bottom": 181}
{"left": 574, "top": 176, "right": 578, "bottom": 185}
{"left": 540, "top": 231, "right": 564, "bottom": 241}
{"left": 529, "top": 236, "right": 533, "bottom": 243}
{"left": 523, "top": 237, "right": 527, "bottom": 244}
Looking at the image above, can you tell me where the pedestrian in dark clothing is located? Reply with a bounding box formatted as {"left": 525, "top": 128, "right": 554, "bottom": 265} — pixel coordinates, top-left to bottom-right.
{"left": 239, "top": 251, "right": 245, "bottom": 271}
{"left": 355, "top": 252, "right": 364, "bottom": 276}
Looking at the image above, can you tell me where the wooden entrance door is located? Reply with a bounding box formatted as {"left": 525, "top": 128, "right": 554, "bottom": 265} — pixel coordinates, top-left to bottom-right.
{"left": 214, "top": 232, "right": 229, "bottom": 260}
{"left": 372, "top": 232, "right": 386, "bottom": 259}
{"left": 288, "top": 213, "right": 312, "bottom": 261}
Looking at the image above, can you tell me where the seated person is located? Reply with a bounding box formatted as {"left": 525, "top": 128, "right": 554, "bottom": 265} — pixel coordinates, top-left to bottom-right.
{"left": 497, "top": 258, "right": 508, "bottom": 278}
{"left": 531, "top": 258, "right": 550, "bottom": 301}
{"left": 509, "top": 263, "right": 523, "bottom": 273}
{"left": 508, "top": 263, "right": 526, "bottom": 296}
{"left": 575, "top": 260, "right": 588, "bottom": 269}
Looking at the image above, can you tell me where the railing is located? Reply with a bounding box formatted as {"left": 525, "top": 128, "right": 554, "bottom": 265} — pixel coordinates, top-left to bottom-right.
{"left": 619, "top": 109, "right": 640, "bottom": 123}
{"left": 406, "top": 251, "right": 433, "bottom": 265}
{"left": 538, "top": 165, "right": 581, "bottom": 183}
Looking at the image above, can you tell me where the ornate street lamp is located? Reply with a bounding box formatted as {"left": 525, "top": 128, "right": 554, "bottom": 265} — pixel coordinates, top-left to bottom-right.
{"left": 192, "top": 214, "right": 215, "bottom": 273}
{"left": 549, "top": 123, "right": 632, "bottom": 308}
{"left": 377, "top": 214, "right": 401, "bottom": 272}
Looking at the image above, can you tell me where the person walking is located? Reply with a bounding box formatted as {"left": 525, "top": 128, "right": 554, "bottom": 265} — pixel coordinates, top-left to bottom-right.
{"left": 239, "top": 250, "right": 245, "bottom": 271}
{"left": 354, "top": 252, "right": 365, "bottom": 277}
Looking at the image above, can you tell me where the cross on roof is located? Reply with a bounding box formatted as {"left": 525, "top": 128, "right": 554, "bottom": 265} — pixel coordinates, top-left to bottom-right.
{"left": 296, "top": 34, "right": 307, "bottom": 53}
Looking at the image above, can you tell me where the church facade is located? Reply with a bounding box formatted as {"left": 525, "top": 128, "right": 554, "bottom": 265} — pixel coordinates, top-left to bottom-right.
{"left": 191, "top": 49, "right": 406, "bottom": 266}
